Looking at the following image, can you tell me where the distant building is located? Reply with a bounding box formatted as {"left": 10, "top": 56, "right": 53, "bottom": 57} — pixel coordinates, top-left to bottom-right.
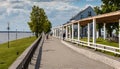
{"left": 64, "top": 6, "right": 96, "bottom": 37}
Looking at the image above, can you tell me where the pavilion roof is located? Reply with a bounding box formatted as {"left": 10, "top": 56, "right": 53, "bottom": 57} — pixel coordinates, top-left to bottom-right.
{"left": 64, "top": 10, "right": 120, "bottom": 26}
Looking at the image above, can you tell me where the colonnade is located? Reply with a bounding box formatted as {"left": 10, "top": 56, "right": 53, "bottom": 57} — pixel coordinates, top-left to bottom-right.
{"left": 52, "top": 18, "right": 120, "bottom": 48}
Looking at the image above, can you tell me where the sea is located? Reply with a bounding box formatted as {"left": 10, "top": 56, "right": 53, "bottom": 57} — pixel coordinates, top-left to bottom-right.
{"left": 0, "top": 31, "right": 33, "bottom": 44}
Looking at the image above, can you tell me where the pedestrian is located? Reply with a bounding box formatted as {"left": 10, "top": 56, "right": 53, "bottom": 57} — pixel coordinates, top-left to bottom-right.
{"left": 63, "top": 33, "right": 65, "bottom": 40}
{"left": 46, "top": 34, "right": 49, "bottom": 39}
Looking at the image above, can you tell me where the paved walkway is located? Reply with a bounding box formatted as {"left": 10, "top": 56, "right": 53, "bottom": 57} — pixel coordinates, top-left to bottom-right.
{"left": 39, "top": 37, "right": 113, "bottom": 69}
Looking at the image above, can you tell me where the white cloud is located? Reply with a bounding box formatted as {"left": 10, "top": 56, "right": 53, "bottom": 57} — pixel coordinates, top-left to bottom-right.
{"left": 0, "top": 0, "right": 82, "bottom": 31}
{"left": 86, "top": 0, "right": 95, "bottom": 1}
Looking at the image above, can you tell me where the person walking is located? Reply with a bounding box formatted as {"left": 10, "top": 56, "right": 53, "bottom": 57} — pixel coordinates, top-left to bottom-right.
{"left": 63, "top": 33, "right": 65, "bottom": 40}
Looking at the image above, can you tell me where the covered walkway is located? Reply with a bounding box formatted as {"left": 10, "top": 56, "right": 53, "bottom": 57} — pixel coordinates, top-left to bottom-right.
{"left": 52, "top": 10, "right": 120, "bottom": 55}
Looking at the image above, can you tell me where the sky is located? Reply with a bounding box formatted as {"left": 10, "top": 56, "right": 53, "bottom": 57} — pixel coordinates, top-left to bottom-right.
{"left": 0, "top": 0, "right": 102, "bottom": 31}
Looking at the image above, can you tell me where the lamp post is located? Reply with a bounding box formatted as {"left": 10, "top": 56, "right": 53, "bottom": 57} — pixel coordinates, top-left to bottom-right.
{"left": 7, "top": 22, "right": 10, "bottom": 48}
{"left": 16, "top": 26, "right": 17, "bottom": 40}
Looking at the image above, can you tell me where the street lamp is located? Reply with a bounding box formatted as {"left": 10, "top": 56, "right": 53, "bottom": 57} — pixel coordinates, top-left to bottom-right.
{"left": 7, "top": 22, "right": 10, "bottom": 48}
{"left": 16, "top": 26, "right": 17, "bottom": 40}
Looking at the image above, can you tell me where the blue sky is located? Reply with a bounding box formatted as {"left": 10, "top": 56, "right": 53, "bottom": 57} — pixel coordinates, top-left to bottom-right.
{"left": 0, "top": 0, "right": 101, "bottom": 31}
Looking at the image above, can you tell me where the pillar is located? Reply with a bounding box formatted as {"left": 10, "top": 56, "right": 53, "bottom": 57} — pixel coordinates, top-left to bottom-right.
{"left": 70, "top": 25, "right": 72, "bottom": 39}
{"left": 56, "top": 28, "right": 58, "bottom": 37}
{"left": 72, "top": 23, "right": 74, "bottom": 40}
{"left": 61, "top": 26, "right": 64, "bottom": 39}
{"left": 55, "top": 28, "right": 56, "bottom": 37}
{"left": 66, "top": 26, "right": 68, "bottom": 39}
{"left": 78, "top": 22, "right": 80, "bottom": 41}
{"left": 88, "top": 23, "right": 90, "bottom": 46}
{"left": 68, "top": 26, "right": 70, "bottom": 38}
{"left": 93, "top": 19, "right": 96, "bottom": 45}
{"left": 103, "top": 23, "right": 106, "bottom": 40}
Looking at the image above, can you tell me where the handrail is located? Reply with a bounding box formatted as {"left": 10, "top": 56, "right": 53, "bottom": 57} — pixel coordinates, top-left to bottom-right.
{"left": 9, "top": 34, "right": 43, "bottom": 69}
{"left": 65, "top": 38, "right": 120, "bottom": 55}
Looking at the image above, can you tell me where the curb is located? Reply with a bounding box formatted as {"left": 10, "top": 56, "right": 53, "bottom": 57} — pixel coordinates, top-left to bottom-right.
{"left": 61, "top": 40, "right": 120, "bottom": 69}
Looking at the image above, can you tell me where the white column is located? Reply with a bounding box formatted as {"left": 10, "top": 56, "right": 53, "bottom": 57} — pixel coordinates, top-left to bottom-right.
{"left": 68, "top": 26, "right": 70, "bottom": 38}
{"left": 53, "top": 29, "right": 55, "bottom": 36}
{"left": 61, "top": 26, "right": 64, "bottom": 39}
{"left": 52, "top": 29, "right": 54, "bottom": 36}
{"left": 93, "top": 19, "right": 96, "bottom": 45}
{"left": 70, "top": 25, "right": 72, "bottom": 39}
{"left": 119, "top": 19, "right": 120, "bottom": 48}
{"left": 66, "top": 26, "right": 68, "bottom": 39}
{"left": 59, "top": 27, "right": 61, "bottom": 38}
{"left": 55, "top": 29, "right": 56, "bottom": 37}
{"left": 56, "top": 28, "right": 57, "bottom": 37}
{"left": 103, "top": 23, "right": 106, "bottom": 40}
{"left": 78, "top": 22, "right": 80, "bottom": 41}
{"left": 60, "top": 26, "right": 62, "bottom": 39}
{"left": 72, "top": 23, "right": 74, "bottom": 40}
{"left": 88, "top": 23, "right": 90, "bottom": 46}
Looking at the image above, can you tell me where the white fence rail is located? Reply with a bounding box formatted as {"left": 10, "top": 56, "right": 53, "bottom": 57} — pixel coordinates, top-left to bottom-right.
{"left": 65, "top": 38, "right": 120, "bottom": 55}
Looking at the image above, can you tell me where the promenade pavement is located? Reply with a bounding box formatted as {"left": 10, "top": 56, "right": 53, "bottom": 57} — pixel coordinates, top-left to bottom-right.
{"left": 38, "top": 37, "right": 113, "bottom": 69}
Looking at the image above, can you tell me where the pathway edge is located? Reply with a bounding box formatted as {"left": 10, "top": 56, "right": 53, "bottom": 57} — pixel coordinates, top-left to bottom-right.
{"left": 61, "top": 40, "right": 120, "bottom": 69}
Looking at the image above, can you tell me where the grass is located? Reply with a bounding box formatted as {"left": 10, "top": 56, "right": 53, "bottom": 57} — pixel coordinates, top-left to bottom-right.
{"left": 74, "top": 37, "right": 119, "bottom": 56}
{"left": 79, "top": 37, "right": 119, "bottom": 47}
{"left": 0, "top": 36, "right": 36, "bottom": 69}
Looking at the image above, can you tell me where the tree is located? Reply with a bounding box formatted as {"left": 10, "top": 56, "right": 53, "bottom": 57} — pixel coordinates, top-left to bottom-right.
{"left": 28, "top": 5, "right": 52, "bottom": 37}
{"left": 43, "top": 20, "right": 52, "bottom": 33}
{"left": 94, "top": 6, "right": 103, "bottom": 37}
{"left": 94, "top": 0, "right": 120, "bottom": 37}
{"left": 101, "top": 0, "right": 120, "bottom": 37}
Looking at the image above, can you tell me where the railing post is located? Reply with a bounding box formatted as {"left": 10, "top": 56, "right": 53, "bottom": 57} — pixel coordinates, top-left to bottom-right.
{"left": 104, "top": 23, "right": 106, "bottom": 40}
{"left": 78, "top": 22, "right": 80, "bottom": 41}
{"left": 88, "top": 23, "right": 90, "bottom": 46}
{"left": 62, "top": 25, "right": 64, "bottom": 40}
{"left": 78, "top": 22, "right": 80, "bottom": 44}
{"left": 72, "top": 23, "right": 74, "bottom": 41}
{"left": 93, "top": 19, "right": 96, "bottom": 49}
{"left": 66, "top": 26, "right": 68, "bottom": 39}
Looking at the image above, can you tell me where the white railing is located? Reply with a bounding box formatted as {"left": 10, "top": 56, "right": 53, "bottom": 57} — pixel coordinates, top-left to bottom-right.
{"left": 65, "top": 38, "right": 120, "bottom": 55}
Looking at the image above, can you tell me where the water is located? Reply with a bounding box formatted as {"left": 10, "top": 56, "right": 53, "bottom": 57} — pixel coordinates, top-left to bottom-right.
{"left": 0, "top": 32, "right": 33, "bottom": 44}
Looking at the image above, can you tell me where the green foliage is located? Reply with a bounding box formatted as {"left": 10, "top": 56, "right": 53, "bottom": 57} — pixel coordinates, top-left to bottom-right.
{"left": 94, "top": 6, "right": 102, "bottom": 15}
{"left": 28, "top": 5, "right": 52, "bottom": 37}
{"left": 94, "top": 0, "right": 120, "bottom": 37}
{"left": 101, "top": 0, "right": 120, "bottom": 13}
{"left": 0, "top": 37, "right": 36, "bottom": 69}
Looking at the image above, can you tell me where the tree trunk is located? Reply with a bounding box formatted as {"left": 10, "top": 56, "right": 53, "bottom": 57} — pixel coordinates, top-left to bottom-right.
{"left": 99, "top": 28, "right": 101, "bottom": 37}
{"left": 110, "top": 31, "right": 112, "bottom": 37}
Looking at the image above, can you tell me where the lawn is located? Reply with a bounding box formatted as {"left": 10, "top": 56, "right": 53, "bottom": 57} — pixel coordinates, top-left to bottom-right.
{"left": 0, "top": 36, "right": 36, "bottom": 69}
{"left": 76, "top": 37, "right": 119, "bottom": 47}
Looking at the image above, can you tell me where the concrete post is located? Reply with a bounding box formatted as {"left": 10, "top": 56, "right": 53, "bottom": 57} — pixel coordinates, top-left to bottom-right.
{"left": 59, "top": 27, "right": 61, "bottom": 39}
{"left": 72, "top": 23, "right": 74, "bottom": 40}
{"left": 119, "top": 19, "right": 120, "bottom": 48}
{"left": 104, "top": 23, "right": 106, "bottom": 40}
{"left": 68, "top": 26, "right": 70, "bottom": 38}
{"left": 93, "top": 19, "right": 96, "bottom": 46}
{"left": 78, "top": 22, "right": 80, "bottom": 41}
{"left": 61, "top": 25, "right": 64, "bottom": 39}
{"left": 56, "top": 28, "right": 58, "bottom": 37}
{"left": 70, "top": 25, "right": 72, "bottom": 39}
{"left": 52, "top": 29, "right": 54, "bottom": 36}
{"left": 66, "top": 26, "right": 68, "bottom": 39}
{"left": 55, "top": 28, "right": 56, "bottom": 37}
{"left": 88, "top": 23, "right": 90, "bottom": 46}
